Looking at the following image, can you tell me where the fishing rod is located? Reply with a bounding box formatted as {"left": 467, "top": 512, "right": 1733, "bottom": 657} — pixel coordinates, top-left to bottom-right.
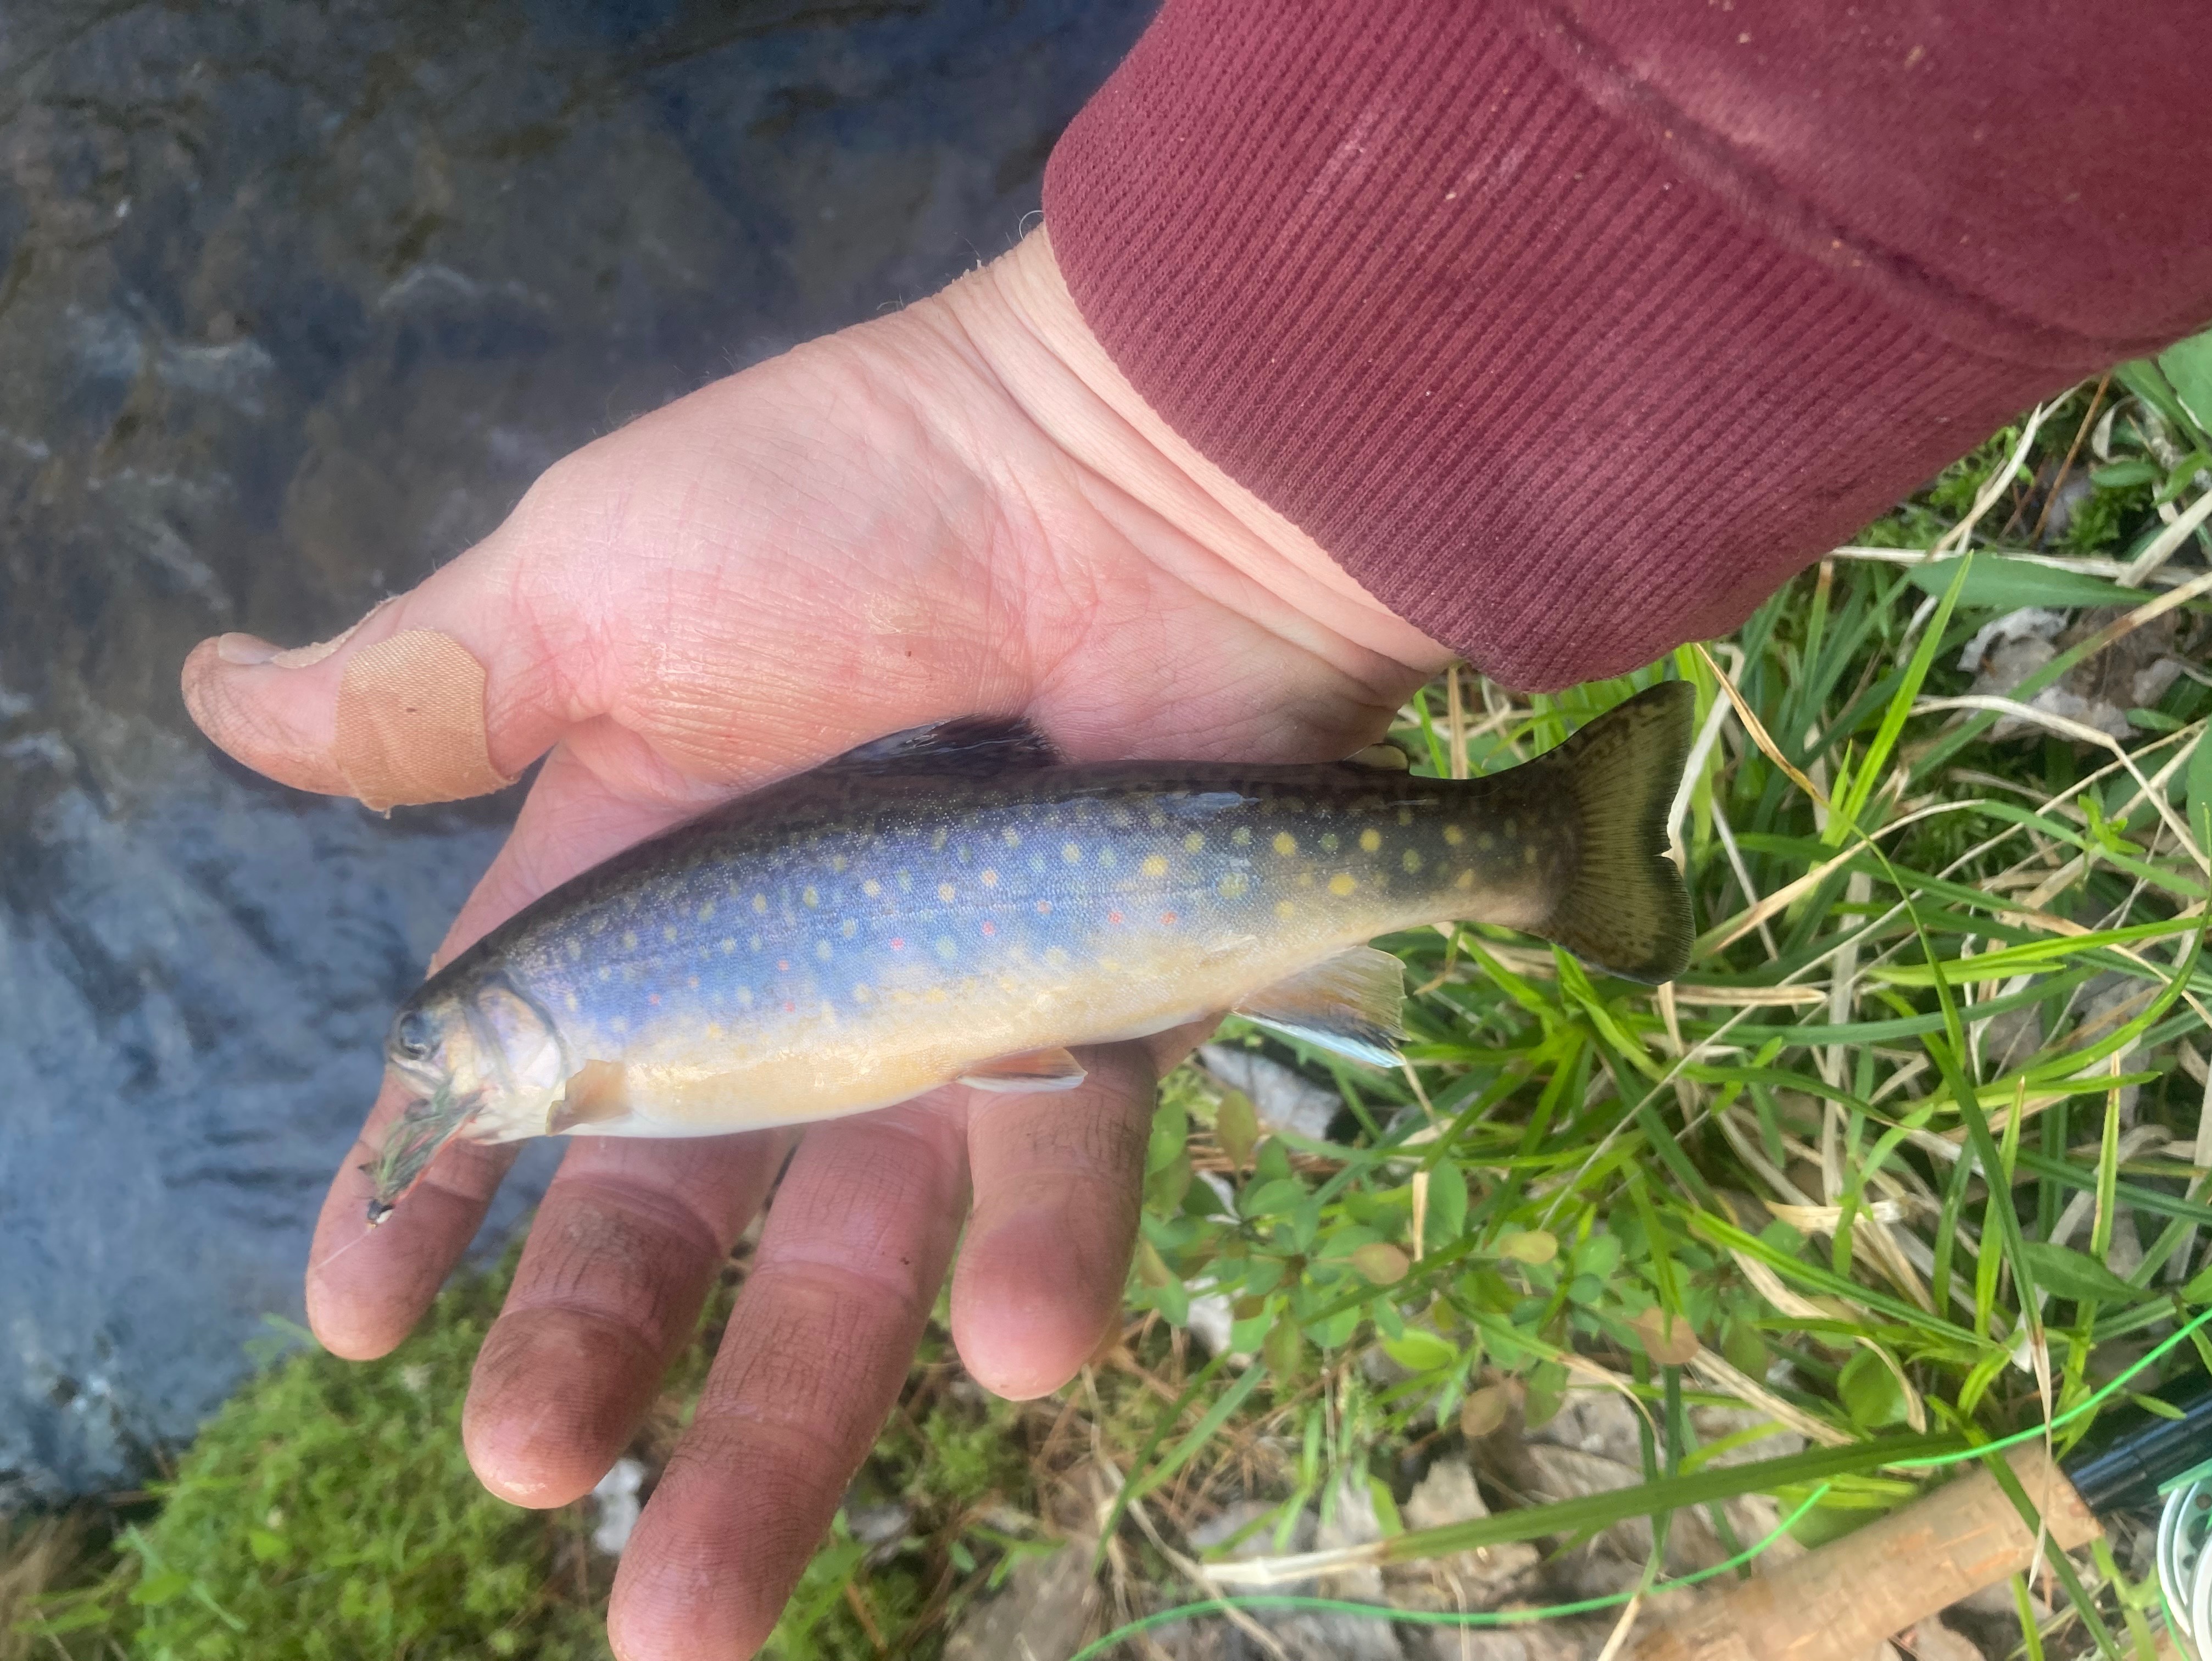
{"left": 1628, "top": 1381, "right": 2212, "bottom": 1660}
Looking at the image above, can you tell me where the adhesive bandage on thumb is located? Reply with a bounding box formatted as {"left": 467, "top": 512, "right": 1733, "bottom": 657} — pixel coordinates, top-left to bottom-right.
{"left": 333, "top": 629, "right": 516, "bottom": 811}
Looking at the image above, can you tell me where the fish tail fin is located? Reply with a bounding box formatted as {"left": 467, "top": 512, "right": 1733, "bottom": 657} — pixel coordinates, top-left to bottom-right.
{"left": 1528, "top": 683, "right": 1696, "bottom": 983}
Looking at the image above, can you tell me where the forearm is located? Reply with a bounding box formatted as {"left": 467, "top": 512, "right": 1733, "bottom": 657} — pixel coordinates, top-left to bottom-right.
{"left": 1041, "top": 0, "right": 2212, "bottom": 690}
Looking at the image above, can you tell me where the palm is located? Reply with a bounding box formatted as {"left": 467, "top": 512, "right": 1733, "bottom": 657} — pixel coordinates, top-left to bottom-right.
{"left": 183, "top": 239, "right": 1434, "bottom": 1659}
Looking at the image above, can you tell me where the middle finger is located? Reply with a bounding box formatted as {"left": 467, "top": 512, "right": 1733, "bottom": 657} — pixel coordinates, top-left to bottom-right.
{"left": 463, "top": 1129, "right": 788, "bottom": 1508}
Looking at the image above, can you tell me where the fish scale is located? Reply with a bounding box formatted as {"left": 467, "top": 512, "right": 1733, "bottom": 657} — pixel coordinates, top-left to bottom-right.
{"left": 365, "top": 687, "right": 1695, "bottom": 1221}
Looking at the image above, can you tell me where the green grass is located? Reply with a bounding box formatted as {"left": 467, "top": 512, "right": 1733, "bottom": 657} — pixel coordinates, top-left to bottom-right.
{"left": 13, "top": 338, "right": 2212, "bottom": 1660}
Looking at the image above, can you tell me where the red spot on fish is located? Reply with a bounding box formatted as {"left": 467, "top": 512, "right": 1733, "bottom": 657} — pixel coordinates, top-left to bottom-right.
{"left": 777, "top": 960, "right": 790, "bottom": 972}
{"left": 889, "top": 937, "right": 904, "bottom": 951}
{"left": 783, "top": 1000, "right": 795, "bottom": 1013}
{"left": 648, "top": 993, "right": 661, "bottom": 1005}
{"left": 1035, "top": 900, "right": 1051, "bottom": 915}
{"left": 1160, "top": 911, "right": 1178, "bottom": 926}
{"left": 1108, "top": 910, "right": 1123, "bottom": 926}
{"left": 981, "top": 919, "right": 996, "bottom": 937}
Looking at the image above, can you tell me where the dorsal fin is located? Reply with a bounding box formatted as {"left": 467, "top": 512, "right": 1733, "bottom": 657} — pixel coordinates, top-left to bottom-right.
{"left": 827, "top": 716, "right": 1062, "bottom": 776}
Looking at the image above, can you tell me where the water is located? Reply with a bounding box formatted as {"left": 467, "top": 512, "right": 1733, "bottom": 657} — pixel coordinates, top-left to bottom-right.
{"left": 0, "top": 0, "right": 1146, "bottom": 1504}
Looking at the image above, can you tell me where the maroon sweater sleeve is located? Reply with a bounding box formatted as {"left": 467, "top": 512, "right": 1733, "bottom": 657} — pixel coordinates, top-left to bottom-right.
{"left": 1042, "top": 1, "right": 2212, "bottom": 691}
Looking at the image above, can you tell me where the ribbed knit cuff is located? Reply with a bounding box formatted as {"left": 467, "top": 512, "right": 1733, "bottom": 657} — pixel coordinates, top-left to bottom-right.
{"left": 1042, "top": 1, "right": 2203, "bottom": 690}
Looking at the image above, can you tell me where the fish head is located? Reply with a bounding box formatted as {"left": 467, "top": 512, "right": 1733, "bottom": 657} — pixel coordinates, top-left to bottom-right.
{"left": 386, "top": 973, "right": 568, "bottom": 1129}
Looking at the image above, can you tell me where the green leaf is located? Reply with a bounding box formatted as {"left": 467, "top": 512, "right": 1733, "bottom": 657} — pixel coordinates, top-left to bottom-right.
{"left": 2189, "top": 727, "right": 2212, "bottom": 860}
{"left": 1425, "top": 1158, "right": 1469, "bottom": 1244}
{"left": 1380, "top": 1328, "right": 1462, "bottom": 1373}
{"left": 1837, "top": 1349, "right": 1912, "bottom": 1429}
{"left": 2019, "top": 1242, "right": 2143, "bottom": 1306}
{"left": 2182, "top": 1262, "right": 2212, "bottom": 1305}
{"left": 1216, "top": 1088, "right": 1259, "bottom": 1169}
{"left": 2090, "top": 460, "right": 2159, "bottom": 490}
{"left": 1901, "top": 554, "right": 2145, "bottom": 611}
{"left": 2159, "top": 327, "right": 2212, "bottom": 439}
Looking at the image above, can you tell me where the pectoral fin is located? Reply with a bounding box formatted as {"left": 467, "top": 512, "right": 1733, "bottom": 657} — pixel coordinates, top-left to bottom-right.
{"left": 1235, "top": 946, "right": 1406, "bottom": 1067}
{"left": 960, "top": 1047, "right": 1088, "bottom": 1093}
{"left": 550, "top": 1058, "right": 632, "bottom": 1134}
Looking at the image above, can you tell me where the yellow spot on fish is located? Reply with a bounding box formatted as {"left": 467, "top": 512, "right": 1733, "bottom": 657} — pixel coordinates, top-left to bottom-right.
{"left": 1147, "top": 809, "right": 1167, "bottom": 829}
{"left": 1477, "top": 833, "right": 1495, "bottom": 851}
{"left": 1359, "top": 829, "right": 1383, "bottom": 852}
{"left": 1143, "top": 854, "right": 1169, "bottom": 878}
{"left": 936, "top": 937, "right": 956, "bottom": 960}
{"left": 1002, "top": 827, "right": 1020, "bottom": 848}
{"left": 1525, "top": 844, "right": 1541, "bottom": 866}
{"left": 863, "top": 878, "right": 882, "bottom": 898}
{"left": 1098, "top": 847, "right": 1117, "bottom": 868}
{"left": 753, "top": 893, "right": 768, "bottom": 913}
{"left": 1218, "top": 872, "right": 1249, "bottom": 898}
{"left": 816, "top": 940, "right": 833, "bottom": 960}
{"left": 1183, "top": 831, "right": 1205, "bottom": 852}
{"left": 981, "top": 868, "right": 998, "bottom": 888}
{"left": 1444, "top": 825, "right": 1466, "bottom": 846}
{"left": 1273, "top": 832, "right": 1298, "bottom": 856}
{"left": 841, "top": 918, "right": 857, "bottom": 938}
{"left": 721, "top": 937, "right": 736, "bottom": 954}
{"left": 803, "top": 887, "right": 819, "bottom": 907}
{"left": 622, "top": 930, "right": 639, "bottom": 951}
{"left": 1329, "top": 872, "right": 1358, "bottom": 896}
{"left": 1232, "top": 826, "right": 1252, "bottom": 846}
{"left": 1297, "top": 870, "right": 1316, "bottom": 888}
{"left": 698, "top": 900, "right": 716, "bottom": 923}
{"left": 1402, "top": 849, "right": 1423, "bottom": 873}
{"left": 706, "top": 1022, "right": 722, "bottom": 1039}
{"left": 566, "top": 939, "right": 583, "bottom": 961}
{"left": 1397, "top": 807, "right": 1413, "bottom": 826}
{"left": 598, "top": 965, "right": 612, "bottom": 981}
{"left": 1320, "top": 832, "right": 1340, "bottom": 852}
{"left": 664, "top": 924, "right": 678, "bottom": 943}
{"left": 1062, "top": 841, "right": 1082, "bottom": 864}
{"left": 932, "top": 828, "right": 949, "bottom": 851}
{"left": 1455, "top": 869, "right": 1475, "bottom": 889}
{"left": 1276, "top": 899, "right": 1295, "bottom": 918}
{"left": 831, "top": 855, "right": 848, "bottom": 874}
{"left": 564, "top": 991, "right": 579, "bottom": 1012}
{"left": 939, "top": 882, "right": 956, "bottom": 902}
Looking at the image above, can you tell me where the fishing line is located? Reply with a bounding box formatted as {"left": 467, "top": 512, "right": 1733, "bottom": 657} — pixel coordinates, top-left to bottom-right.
{"left": 1063, "top": 1306, "right": 2212, "bottom": 1660}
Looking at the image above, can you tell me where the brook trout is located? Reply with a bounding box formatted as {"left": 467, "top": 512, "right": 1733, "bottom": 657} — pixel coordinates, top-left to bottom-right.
{"left": 367, "top": 683, "right": 1694, "bottom": 1219}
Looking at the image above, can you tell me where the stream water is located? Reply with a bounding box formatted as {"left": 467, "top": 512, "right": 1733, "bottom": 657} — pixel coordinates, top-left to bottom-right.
{"left": 0, "top": 0, "right": 1145, "bottom": 1504}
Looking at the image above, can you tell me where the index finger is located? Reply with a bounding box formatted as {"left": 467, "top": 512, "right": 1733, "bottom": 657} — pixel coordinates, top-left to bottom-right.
{"left": 304, "top": 747, "right": 697, "bottom": 1358}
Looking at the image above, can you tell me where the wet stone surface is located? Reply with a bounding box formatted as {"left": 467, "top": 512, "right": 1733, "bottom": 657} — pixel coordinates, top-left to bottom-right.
{"left": 0, "top": 0, "right": 1144, "bottom": 1502}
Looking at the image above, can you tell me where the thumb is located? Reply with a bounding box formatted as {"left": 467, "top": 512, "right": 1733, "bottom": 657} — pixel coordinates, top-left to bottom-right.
{"left": 181, "top": 547, "right": 560, "bottom": 810}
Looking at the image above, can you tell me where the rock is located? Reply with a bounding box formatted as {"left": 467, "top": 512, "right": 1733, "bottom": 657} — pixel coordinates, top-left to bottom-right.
{"left": 1199, "top": 1044, "right": 1342, "bottom": 1142}
{"left": 941, "top": 1540, "right": 1096, "bottom": 1661}
{"left": 1394, "top": 1457, "right": 1541, "bottom": 1605}
{"left": 1896, "top": 1618, "right": 1983, "bottom": 1661}
{"left": 0, "top": 0, "right": 1156, "bottom": 1501}
{"left": 588, "top": 1458, "right": 645, "bottom": 1556}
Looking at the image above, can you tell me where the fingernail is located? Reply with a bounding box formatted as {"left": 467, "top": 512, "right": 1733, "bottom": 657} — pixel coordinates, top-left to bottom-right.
{"left": 215, "top": 632, "right": 282, "bottom": 665}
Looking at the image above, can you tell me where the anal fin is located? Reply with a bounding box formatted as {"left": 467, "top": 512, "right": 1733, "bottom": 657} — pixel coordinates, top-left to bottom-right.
{"left": 960, "top": 1047, "right": 1088, "bottom": 1094}
{"left": 1235, "top": 946, "right": 1406, "bottom": 1067}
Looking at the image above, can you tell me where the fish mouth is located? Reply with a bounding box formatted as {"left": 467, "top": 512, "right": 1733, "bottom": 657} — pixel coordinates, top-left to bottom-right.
{"left": 361, "top": 1081, "right": 482, "bottom": 1225}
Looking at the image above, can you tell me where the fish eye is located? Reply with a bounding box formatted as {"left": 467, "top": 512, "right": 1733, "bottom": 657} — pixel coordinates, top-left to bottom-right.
{"left": 392, "top": 1009, "right": 436, "bottom": 1061}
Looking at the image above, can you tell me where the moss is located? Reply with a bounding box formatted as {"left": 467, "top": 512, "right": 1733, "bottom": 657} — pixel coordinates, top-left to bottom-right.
{"left": 122, "top": 1258, "right": 609, "bottom": 1661}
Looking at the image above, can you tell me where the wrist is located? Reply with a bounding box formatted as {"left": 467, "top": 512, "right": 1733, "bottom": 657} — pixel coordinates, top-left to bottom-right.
{"left": 933, "top": 229, "right": 1452, "bottom": 684}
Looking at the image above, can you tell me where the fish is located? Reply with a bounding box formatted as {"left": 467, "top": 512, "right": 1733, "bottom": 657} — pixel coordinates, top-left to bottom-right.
{"left": 364, "top": 683, "right": 1695, "bottom": 1222}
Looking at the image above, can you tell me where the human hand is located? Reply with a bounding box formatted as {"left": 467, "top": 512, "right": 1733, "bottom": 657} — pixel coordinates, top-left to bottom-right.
{"left": 181, "top": 229, "right": 1447, "bottom": 1660}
